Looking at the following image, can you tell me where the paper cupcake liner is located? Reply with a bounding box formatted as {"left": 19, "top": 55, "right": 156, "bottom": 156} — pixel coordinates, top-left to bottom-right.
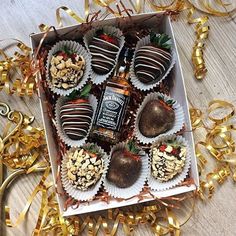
{"left": 103, "top": 142, "right": 149, "bottom": 199}
{"left": 46, "top": 40, "right": 92, "bottom": 96}
{"left": 134, "top": 92, "right": 185, "bottom": 144}
{"left": 61, "top": 143, "right": 109, "bottom": 201}
{"left": 130, "top": 34, "right": 176, "bottom": 91}
{"left": 148, "top": 134, "right": 191, "bottom": 191}
{"left": 55, "top": 94, "right": 97, "bottom": 147}
{"left": 83, "top": 26, "right": 125, "bottom": 85}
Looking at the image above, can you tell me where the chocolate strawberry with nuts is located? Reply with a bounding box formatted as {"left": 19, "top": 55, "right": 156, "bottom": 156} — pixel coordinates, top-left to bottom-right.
{"left": 60, "top": 84, "right": 93, "bottom": 140}
{"left": 107, "top": 140, "right": 142, "bottom": 188}
{"left": 151, "top": 139, "right": 187, "bottom": 182}
{"left": 89, "top": 29, "right": 120, "bottom": 75}
{"left": 50, "top": 46, "right": 85, "bottom": 89}
{"left": 66, "top": 144, "right": 104, "bottom": 191}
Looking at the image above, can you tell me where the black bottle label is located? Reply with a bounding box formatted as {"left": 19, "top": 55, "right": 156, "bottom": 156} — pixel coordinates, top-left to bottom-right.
{"left": 95, "top": 87, "right": 129, "bottom": 131}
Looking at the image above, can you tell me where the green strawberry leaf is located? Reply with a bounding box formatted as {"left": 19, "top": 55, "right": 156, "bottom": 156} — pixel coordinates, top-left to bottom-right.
{"left": 150, "top": 32, "right": 172, "bottom": 50}
{"left": 126, "top": 139, "right": 140, "bottom": 155}
{"left": 80, "top": 84, "right": 92, "bottom": 98}
{"left": 66, "top": 84, "right": 92, "bottom": 100}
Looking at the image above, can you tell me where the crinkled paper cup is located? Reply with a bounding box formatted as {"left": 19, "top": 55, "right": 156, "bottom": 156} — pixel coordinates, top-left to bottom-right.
{"left": 84, "top": 26, "right": 125, "bottom": 85}
{"left": 55, "top": 94, "right": 97, "bottom": 147}
{"left": 46, "top": 40, "right": 92, "bottom": 96}
{"left": 148, "top": 134, "right": 191, "bottom": 191}
{"left": 61, "top": 143, "right": 109, "bottom": 201}
{"left": 103, "top": 142, "right": 149, "bottom": 199}
{"left": 130, "top": 34, "right": 176, "bottom": 91}
{"left": 134, "top": 92, "right": 185, "bottom": 144}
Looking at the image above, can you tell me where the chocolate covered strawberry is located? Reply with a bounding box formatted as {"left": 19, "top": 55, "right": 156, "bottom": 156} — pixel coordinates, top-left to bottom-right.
{"left": 50, "top": 46, "right": 85, "bottom": 89}
{"left": 107, "top": 140, "right": 142, "bottom": 188}
{"left": 60, "top": 84, "right": 93, "bottom": 140}
{"left": 89, "top": 29, "right": 119, "bottom": 75}
{"left": 152, "top": 139, "right": 187, "bottom": 182}
{"left": 134, "top": 33, "right": 172, "bottom": 84}
{"left": 139, "top": 95, "right": 175, "bottom": 137}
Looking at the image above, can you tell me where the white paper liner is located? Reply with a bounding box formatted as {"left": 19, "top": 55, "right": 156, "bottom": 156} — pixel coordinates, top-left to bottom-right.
{"left": 55, "top": 94, "right": 97, "bottom": 147}
{"left": 61, "top": 143, "right": 109, "bottom": 201}
{"left": 83, "top": 26, "right": 125, "bottom": 85}
{"left": 130, "top": 34, "right": 176, "bottom": 91}
{"left": 148, "top": 134, "right": 191, "bottom": 191}
{"left": 134, "top": 92, "right": 185, "bottom": 145}
{"left": 46, "top": 40, "right": 92, "bottom": 96}
{"left": 103, "top": 142, "right": 149, "bottom": 199}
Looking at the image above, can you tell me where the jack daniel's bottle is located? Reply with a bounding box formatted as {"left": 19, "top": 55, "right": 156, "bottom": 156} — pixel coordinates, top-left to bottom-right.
{"left": 92, "top": 49, "right": 132, "bottom": 143}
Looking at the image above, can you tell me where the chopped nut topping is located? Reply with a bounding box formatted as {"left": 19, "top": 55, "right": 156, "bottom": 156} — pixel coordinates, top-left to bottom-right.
{"left": 50, "top": 53, "right": 85, "bottom": 90}
{"left": 151, "top": 141, "right": 187, "bottom": 182}
{"left": 66, "top": 148, "right": 104, "bottom": 191}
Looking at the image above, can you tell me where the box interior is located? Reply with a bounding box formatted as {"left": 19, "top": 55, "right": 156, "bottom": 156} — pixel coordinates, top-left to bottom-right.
{"left": 30, "top": 12, "right": 199, "bottom": 217}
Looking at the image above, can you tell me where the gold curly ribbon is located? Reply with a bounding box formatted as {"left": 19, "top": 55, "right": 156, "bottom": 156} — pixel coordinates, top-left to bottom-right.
{"left": 187, "top": 7, "right": 209, "bottom": 80}
{"left": 56, "top": 6, "right": 86, "bottom": 27}
{"left": 148, "top": 0, "right": 188, "bottom": 11}
{"left": 196, "top": 0, "right": 236, "bottom": 17}
{"left": 0, "top": 103, "right": 49, "bottom": 232}
{"left": 0, "top": 40, "right": 37, "bottom": 96}
{"left": 191, "top": 100, "right": 236, "bottom": 199}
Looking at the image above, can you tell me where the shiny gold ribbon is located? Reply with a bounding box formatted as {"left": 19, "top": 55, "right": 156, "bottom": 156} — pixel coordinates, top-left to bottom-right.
{"left": 187, "top": 7, "right": 209, "bottom": 80}
{"left": 191, "top": 100, "right": 236, "bottom": 199}
{"left": 198, "top": 0, "right": 236, "bottom": 17}
{"left": 0, "top": 40, "right": 37, "bottom": 96}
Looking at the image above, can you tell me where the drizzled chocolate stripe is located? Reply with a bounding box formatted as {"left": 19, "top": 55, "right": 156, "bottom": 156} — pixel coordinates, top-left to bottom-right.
{"left": 60, "top": 102, "right": 93, "bottom": 140}
{"left": 89, "top": 37, "right": 119, "bottom": 75}
{"left": 134, "top": 45, "right": 171, "bottom": 84}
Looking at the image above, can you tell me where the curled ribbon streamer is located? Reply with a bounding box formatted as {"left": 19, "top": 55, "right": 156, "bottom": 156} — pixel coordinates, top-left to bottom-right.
{"left": 0, "top": 40, "right": 37, "bottom": 96}
{"left": 56, "top": 6, "right": 86, "bottom": 27}
{"left": 0, "top": 103, "right": 50, "bottom": 233}
{"left": 191, "top": 100, "right": 236, "bottom": 199}
{"left": 189, "top": 107, "right": 203, "bottom": 129}
{"left": 5, "top": 166, "right": 50, "bottom": 228}
{"left": 148, "top": 0, "right": 189, "bottom": 13}
{"left": 188, "top": 7, "right": 209, "bottom": 80}
{"left": 208, "top": 100, "right": 235, "bottom": 125}
{"left": 199, "top": 0, "right": 236, "bottom": 17}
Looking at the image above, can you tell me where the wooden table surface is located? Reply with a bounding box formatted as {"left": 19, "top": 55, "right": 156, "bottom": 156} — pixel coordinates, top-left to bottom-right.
{"left": 0, "top": 1, "right": 236, "bottom": 235}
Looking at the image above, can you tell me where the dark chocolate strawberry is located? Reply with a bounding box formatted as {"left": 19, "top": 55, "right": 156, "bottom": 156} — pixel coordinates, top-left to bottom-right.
{"left": 89, "top": 29, "right": 120, "bottom": 75}
{"left": 106, "top": 140, "right": 142, "bottom": 188}
{"left": 60, "top": 84, "right": 93, "bottom": 140}
{"left": 134, "top": 33, "right": 172, "bottom": 84}
{"left": 139, "top": 96, "right": 175, "bottom": 137}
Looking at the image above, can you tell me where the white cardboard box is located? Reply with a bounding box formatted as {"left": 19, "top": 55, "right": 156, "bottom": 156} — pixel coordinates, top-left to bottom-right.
{"left": 30, "top": 12, "right": 199, "bottom": 217}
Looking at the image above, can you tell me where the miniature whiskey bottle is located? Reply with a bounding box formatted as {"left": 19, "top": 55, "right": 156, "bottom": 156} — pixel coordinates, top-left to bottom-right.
{"left": 92, "top": 50, "right": 131, "bottom": 143}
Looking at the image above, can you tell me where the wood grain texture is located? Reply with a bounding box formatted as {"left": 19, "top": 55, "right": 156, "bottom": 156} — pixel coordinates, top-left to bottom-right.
{"left": 0, "top": 0, "right": 236, "bottom": 235}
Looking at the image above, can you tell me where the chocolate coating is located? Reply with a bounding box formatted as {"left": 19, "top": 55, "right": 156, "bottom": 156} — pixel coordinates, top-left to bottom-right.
{"left": 139, "top": 99, "right": 175, "bottom": 137}
{"left": 134, "top": 45, "right": 171, "bottom": 84}
{"left": 89, "top": 37, "right": 119, "bottom": 75}
{"left": 107, "top": 149, "right": 142, "bottom": 188}
{"left": 60, "top": 100, "right": 93, "bottom": 140}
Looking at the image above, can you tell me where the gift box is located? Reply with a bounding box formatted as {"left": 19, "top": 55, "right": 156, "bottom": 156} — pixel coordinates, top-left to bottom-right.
{"left": 30, "top": 12, "right": 199, "bottom": 217}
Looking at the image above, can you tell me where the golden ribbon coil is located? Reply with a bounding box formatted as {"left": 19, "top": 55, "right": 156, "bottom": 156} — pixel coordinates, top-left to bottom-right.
{"left": 0, "top": 103, "right": 50, "bottom": 232}
{"left": 191, "top": 0, "right": 236, "bottom": 17}
{"left": 0, "top": 40, "right": 38, "bottom": 96}
{"left": 191, "top": 100, "right": 236, "bottom": 199}
{"left": 188, "top": 7, "right": 209, "bottom": 80}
